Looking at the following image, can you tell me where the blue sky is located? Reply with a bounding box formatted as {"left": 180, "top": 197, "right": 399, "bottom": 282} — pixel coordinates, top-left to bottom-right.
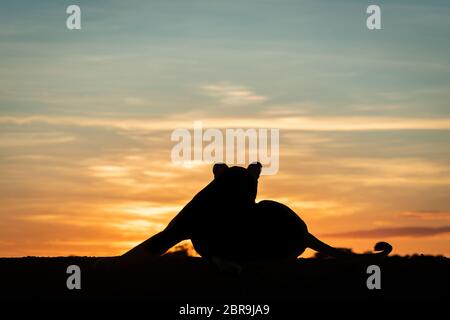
{"left": 1, "top": 0, "right": 450, "bottom": 117}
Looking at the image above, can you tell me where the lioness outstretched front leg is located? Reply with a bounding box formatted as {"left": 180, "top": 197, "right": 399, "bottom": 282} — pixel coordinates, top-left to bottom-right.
{"left": 122, "top": 227, "right": 187, "bottom": 258}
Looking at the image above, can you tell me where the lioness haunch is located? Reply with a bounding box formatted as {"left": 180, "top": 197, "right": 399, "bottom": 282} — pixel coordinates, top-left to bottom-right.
{"left": 123, "top": 163, "right": 392, "bottom": 262}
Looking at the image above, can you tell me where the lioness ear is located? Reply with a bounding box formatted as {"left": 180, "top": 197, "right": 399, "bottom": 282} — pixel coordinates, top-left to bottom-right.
{"left": 213, "top": 163, "right": 229, "bottom": 178}
{"left": 247, "top": 162, "right": 262, "bottom": 179}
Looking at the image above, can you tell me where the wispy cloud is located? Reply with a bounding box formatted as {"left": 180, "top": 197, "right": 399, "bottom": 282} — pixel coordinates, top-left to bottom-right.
{"left": 89, "top": 165, "right": 130, "bottom": 178}
{"left": 0, "top": 132, "right": 76, "bottom": 147}
{"left": 200, "top": 83, "right": 267, "bottom": 106}
{"left": 400, "top": 211, "right": 450, "bottom": 221}
{"left": 327, "top": 158, "right": 450, "bottom": 186}
{"left": 2, "top": 114, "right": 450, "bottom": 132}
{"left": 123, "top": 97, "right": 150, "bottom": 107}
{"left": 322, "top": 226, "right": 450, "bottom": 238}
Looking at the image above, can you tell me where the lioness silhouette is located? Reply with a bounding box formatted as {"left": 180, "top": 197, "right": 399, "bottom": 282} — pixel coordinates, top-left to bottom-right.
{"left": 123, "top": 163, "right": 392, "bottom": 262}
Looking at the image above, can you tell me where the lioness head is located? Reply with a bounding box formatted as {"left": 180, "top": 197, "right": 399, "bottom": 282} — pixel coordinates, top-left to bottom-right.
{"left": 211, "top": 162, "right": 261, "bottom": 204}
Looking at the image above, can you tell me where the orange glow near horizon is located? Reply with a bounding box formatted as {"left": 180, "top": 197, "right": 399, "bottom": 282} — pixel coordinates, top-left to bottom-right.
{"left": 1, "top": 118, "right": 449, "bottom": 258}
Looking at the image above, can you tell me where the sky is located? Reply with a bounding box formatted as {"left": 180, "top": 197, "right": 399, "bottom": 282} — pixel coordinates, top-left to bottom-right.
{"left": 0, "top": 0, "right": 449, "bottom": 257}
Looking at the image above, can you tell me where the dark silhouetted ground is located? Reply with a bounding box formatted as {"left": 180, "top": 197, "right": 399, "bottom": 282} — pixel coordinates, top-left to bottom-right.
{"left": 1, "top": 254, "right": 448, "bottom": 300}
{"left": 0, "top": 254, "right": 448, "bottom": 317}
